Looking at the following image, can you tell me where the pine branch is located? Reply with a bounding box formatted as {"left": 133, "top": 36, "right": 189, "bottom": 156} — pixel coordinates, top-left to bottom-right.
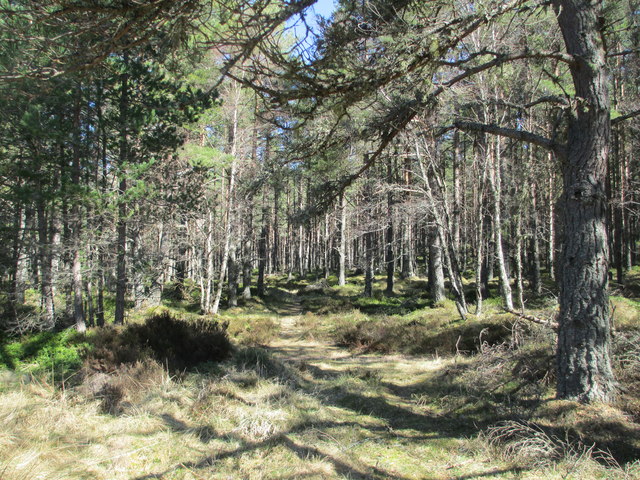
{"left": 612, "top": 109, "right": 640, "bottom": 126}
{"left": 453, "top": 120, "right": 562, "bottom": 154}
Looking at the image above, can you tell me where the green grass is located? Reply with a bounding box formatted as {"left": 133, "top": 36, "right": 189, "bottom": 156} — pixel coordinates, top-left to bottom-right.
{"left": 0, "top": 329, "right": 89, "bottom": 383}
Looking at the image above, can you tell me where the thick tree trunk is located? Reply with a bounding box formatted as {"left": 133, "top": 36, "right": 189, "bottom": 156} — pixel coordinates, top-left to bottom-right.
{"left": 400, "top": 220, "right": 414, "bottom": 279}
{"left": 474, "top": 225, "right": 484, "bottom": 316}
{"left": 272, "top": 180, "right": 280, "bottom": 275}
{"left": 211, "top": 156, "right": 238, "bottom": 314}
{"left": 147, "top": 223, "right": 165, "bottom": 307}
{"left": 554, "top": 0, "right": 615, "bottom": 402}
{"left": 202, "top": 208, "right": 215, "bottom": 312}
{"left": 416, "top": 137, "right": 467, "bottom": 318}
{"left": 452, "top": 130, "right": 462, "bottom": 258}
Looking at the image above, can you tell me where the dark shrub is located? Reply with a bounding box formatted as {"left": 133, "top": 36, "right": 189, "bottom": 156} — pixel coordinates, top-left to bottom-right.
{"left": 87, "top": 313, "right": 231, "bottom": 372}
{"left": 128, "top": 313, "right": 231, "bottom": 370}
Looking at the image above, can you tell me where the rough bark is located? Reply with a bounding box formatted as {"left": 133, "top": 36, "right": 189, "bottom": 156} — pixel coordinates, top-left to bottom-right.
{"left": 554, "top": 0, "right": 615, "bottom": 402}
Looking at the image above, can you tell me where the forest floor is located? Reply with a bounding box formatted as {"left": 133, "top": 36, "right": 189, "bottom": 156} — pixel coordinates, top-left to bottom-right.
{"left": 1, "top": 277, "right": 640, "bottom": 479}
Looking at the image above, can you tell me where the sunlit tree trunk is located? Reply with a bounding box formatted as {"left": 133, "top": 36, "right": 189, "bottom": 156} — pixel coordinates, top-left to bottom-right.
{"left": 338, "top": 192, "right": 347, "bottom": 286}
{"left": 554, "top": 0, "right": 615, "bottom": 402}
{"left": 488, "top": 137, "right": 514, "bottom": 311}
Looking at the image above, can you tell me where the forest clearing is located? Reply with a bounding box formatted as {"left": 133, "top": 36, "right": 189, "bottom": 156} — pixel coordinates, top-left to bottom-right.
{"left": 1, "top": 0, "right": 640, "bottom": 478}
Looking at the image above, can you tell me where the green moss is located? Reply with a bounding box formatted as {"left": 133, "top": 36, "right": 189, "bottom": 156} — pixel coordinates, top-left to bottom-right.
{"left": 0, "top": 329, "right": 89, "bottom": 382}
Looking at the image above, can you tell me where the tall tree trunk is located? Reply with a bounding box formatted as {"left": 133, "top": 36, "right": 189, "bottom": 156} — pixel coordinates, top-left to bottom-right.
{"left": 488, "top": 137, "right": 513, "bottom": 310}
{"left": 452, "top": 130, "right": 462, "bottom": 257}
{"left": 148, "top": 223, "right": 165, "bottom": 307}
{"left": 202, "top": 208, "right": 215, "bottom": 312}
{"left": 385, "top": 157, "right": 394, "bottom": 295}
{"left": 114, "top": 59, "right": 129, "bottom": 326}
{"left": 71, "top": 86, "right": 86, "bottom": 332}
{"left": 36, "top": 198, "right": 55, "bottom": 329}
{"left": 114, "top": 176, "right": 127, "bottom": 325}
{"left": 531, "top": 182, "right": 542, "bottom": 295}
{"left": 474, "top": 221, "right": 484, "bottom": 316}
{"left": 96, "top": 268, "right": 105, "bottom": 327}
{"left": 272, "top": 177, "right": 280, "bottom": 274}
{"left": 416, "top": 138, "right": 467, "bottom": 318}
{"left": 401, "top": 154, "right": 414, "bottom": 279}
{"left": 257, "top": 206, "right": 269, "bottom": 297}
{"left": 514, "top": 211, "right": 525, "bottom": 311}
{"left": 554, "top": 0, "right": 615, "bottom": 402}
{"left": 211, "top": 149, "right": 238, "bottom": 313}
{"left": 338, "top": 192, "right": 347, "bottom": 286}
{"left": 547, "top": 162, "right": 556, "bottom": 281}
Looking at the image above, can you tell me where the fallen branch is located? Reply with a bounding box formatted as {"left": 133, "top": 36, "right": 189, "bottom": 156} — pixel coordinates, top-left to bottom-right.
{"left": 505, "top": 308, "right": 558, "bottom": 330}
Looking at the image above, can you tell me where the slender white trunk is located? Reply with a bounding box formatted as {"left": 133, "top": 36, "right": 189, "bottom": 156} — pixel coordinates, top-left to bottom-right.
{"left": 211, "top": 84, "right": 240, "bottom": 314}
{"left": 489, "top": 137, "right": 513, "bottom": 311}
{"left": 338, "top": 192, "right": 347, "bottom": 286}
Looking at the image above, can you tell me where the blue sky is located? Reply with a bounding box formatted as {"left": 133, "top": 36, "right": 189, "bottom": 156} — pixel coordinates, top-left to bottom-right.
{"left": 310, "top": 0, "right": 336, "bottom": 19}
{"left": 290, "top": 0, "right": 336, "bottom": 37}
{"left": 288, "top": 0, "right": 337, "bottom": 55}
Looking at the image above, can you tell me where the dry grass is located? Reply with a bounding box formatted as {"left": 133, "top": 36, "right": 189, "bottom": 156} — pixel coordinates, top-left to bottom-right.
{"left": 484, "top": 420, "right": 640, "bottom": 479}
{"left": 1, "top": 341, "right": 638, "bottom": 480}
{"left": 1, "top": 274, "right": 639, "bottom": 480}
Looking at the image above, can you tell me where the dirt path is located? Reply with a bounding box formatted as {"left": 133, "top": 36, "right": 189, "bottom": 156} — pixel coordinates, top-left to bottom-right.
{"left": 260, "top": 291, "right": 515, "bottom": 479}
{"left": 269, "top": 289, "right": 445, "bottom": 381}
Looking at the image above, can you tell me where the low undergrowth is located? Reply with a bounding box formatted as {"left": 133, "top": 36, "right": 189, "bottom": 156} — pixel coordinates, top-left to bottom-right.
{"left": 224, "top": 314, "right": 281, "bottom": 346}
{"left": 0, "top": 272, "right": 639, "bottom": 479}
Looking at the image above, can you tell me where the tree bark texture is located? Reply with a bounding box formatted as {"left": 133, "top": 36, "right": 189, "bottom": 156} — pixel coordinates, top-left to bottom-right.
{"left": 554, "top": 0, "right": 615, "bottom": 402}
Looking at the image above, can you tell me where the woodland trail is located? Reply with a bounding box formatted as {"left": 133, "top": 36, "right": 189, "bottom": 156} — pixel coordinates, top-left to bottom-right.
{"left": 268, "top": 288, "right": 446, "bottom": 384}
{"left": 259, "top": 289, "right": 524, "bottom": 479}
